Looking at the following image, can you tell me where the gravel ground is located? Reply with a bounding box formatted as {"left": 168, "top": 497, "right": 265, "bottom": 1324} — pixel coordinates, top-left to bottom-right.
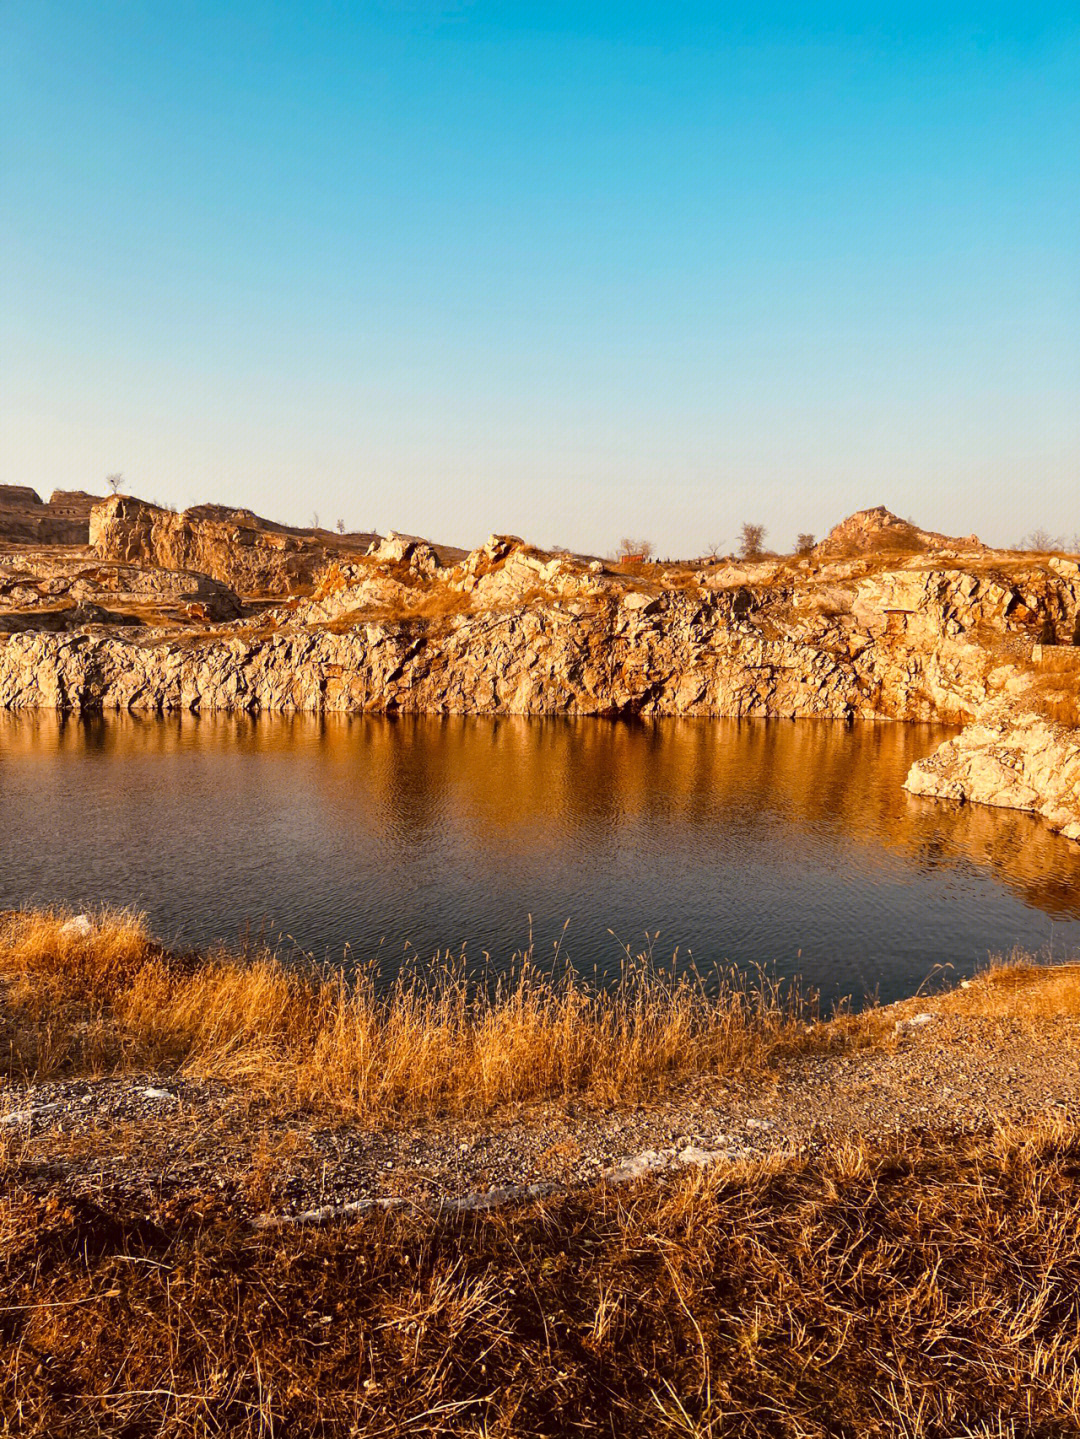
{"left": 4, "top": 972, "right": 1080, "bottom": 1223}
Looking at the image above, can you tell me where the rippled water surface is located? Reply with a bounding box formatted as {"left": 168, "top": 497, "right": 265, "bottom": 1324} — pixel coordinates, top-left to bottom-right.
{"left": 2, "top": 713, "right": 1079, "bottom": 1004}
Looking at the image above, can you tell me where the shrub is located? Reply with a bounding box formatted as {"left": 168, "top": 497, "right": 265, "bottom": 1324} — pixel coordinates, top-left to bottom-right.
{"left": 739, "top": 523, "right": 766, "bottom": 560}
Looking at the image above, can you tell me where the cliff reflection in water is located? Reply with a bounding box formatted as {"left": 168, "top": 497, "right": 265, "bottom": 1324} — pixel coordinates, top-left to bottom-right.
{"left": 1, "top": 713, "right": 1078, "bottom": 1004}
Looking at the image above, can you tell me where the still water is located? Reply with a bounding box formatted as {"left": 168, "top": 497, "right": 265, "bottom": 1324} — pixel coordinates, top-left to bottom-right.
{"left": 2, "top": 713, "right": 1079, "bottom": 1005}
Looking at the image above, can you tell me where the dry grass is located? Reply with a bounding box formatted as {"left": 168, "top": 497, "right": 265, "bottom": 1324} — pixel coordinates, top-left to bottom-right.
{"left": 3, "top": 1113, "right": 1080, "bottom": 1435}
{"left": 0, "top": 909, "right": 834, "bottom": 1123}
{"left": 318, "top": 583, "right": 477, "bottom": 632}
{"left": 1026, "top": 677, "right": 1080, "bottom": 728}
{"left": 6, "top": 917, "right": 1080, "bottom": 1433}
{"left": 938, "top": 951, "right": 1080, "bottom": 1022}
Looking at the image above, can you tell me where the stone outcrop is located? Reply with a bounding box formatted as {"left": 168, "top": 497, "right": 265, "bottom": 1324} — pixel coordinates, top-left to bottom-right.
{"left": 0, "top": 486, "right": 97, "bottom": 545}
{"left": 3, "top": 507, "right": 1079, "bottom": 838}
{"left": 1, "top": 538, "right": 1074, "bottom": 721}
{"left": 906, "top": 705, "right": 1080, "bottom": 841}
{"left": 89, "top": 496, "right": 381, "bottom": 597}
{"left": 0, "top": 549, "right": 243, "bottom": 632}
{"left": 814, "top": 506, "right": 984, "bottom": 559}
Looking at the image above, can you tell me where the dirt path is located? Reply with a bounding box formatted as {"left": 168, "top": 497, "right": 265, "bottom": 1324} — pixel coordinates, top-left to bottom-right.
{"left": 4, "top": 964, "right": 1080, "bottom": 1223}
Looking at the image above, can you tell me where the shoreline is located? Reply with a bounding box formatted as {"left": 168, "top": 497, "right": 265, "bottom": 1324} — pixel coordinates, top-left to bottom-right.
{"left": 4, "top": 908, "right": 1080, "bottom": 1222}
{"left": 5, "top": 910, "right": 1080, "bottom": 1433}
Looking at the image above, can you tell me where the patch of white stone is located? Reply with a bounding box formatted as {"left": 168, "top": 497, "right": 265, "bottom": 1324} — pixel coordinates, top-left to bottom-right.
{"left": 0, "top": 1102, "right": 61, "bottom": 1127}
{"left": 252, "top": 1135, "right": 762, "bottom": 1230}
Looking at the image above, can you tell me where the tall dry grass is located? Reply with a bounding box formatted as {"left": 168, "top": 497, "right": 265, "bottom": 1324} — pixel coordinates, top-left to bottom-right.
{"left": 3, "top": 1113, "right": 1080, "bottom": 1435}
{"left": 0, "top": 908, "right": 825, "bottom": 1121}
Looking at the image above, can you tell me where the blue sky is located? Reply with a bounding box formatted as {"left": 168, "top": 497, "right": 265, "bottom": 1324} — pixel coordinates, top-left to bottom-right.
{"left": 2, "top": 2, "right": 1077, "bottom": 554}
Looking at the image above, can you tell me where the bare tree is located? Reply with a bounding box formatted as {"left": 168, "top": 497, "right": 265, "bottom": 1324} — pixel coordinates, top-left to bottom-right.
{"left": 618, "top": 537, "right": 655, "bottom": 562}
{"left": 796, "top": 532, "right": 815, "bottom": 555}
{"left": 703, "top": 540, "right": 722, "bottom": 562}
{"left": 335, "top": 518, "right": 346, "bottom": 535}
{"left": 311, "top": 511, "right": 321, "bottom": 531}
{"left": 105, "top": 472, "right": 124, "bottom": 495}
{"left": 1018, "top": 528, "right": 1063, "bottom": 553}
{"left": 739, "top": 523, "right": 766, "bottom": 560}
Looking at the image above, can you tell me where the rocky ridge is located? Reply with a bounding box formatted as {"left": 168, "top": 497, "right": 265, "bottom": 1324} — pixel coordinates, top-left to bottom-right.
{"left": 0, "top": 485, "right": 97, "bottom": 545}
{"left": 88, "top": 495, "right": 380, "bottom": 597}
{"left": 1, "top": 499, "right": 1078, "bottom": 837}
{"left": 813, "top": 504, "right": 985, "bottom": 559}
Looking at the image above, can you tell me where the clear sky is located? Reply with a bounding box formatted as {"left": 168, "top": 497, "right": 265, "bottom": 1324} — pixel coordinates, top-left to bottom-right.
{"left": 2, "top": 2, "right": 1077, "bottom": 555}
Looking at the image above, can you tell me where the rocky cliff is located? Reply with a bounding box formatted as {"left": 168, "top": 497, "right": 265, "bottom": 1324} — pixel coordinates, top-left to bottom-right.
{"left": 2, "top": 507, "right": 1078, "bottom": 837}
{"left": 0, "top": 486, "right": 97, "bottom": 545}
{"left": 905, "top": 702, "right": 1080, "bottom": 841}
{"left": 88, "top": 496, "right": 383, "bottom": 597}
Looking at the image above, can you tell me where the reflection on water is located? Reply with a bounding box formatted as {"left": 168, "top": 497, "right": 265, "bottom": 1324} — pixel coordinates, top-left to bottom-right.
{"left": 2, "top": 713, "right": 1079, "bottom": 1004}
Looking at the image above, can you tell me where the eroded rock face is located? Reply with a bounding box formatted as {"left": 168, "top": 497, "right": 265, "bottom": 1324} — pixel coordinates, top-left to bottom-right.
{"left": 365, "top": 532, "right": 441, "bottom": 575}
{"left": 0, "top": 541, "right": 1072, "bottom": 722}
{"left": 0, "top": 549, "right": 242, "bottom": 632}
{"left": 906, "top": 706, "right": 1080, "bottom": 841}
{"left": 89, "top": 496, "right": 377, "bottom": 597}
{"left": 0, "top": 486, "right": 97, "bottom": 545}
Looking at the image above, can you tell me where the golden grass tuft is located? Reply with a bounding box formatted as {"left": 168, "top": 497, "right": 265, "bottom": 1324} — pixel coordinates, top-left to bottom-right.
{"left": 938, "top": 950, "right": 1080, "bottom": 1022}
{"left": 0, "top": 908, "right": 823, "bottom": 1121}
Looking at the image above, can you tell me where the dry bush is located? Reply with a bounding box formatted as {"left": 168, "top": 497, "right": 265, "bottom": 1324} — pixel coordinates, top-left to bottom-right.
{"left": 320, "top": 582, "right": 475, "bottom": 632}
{"left": 617, "top": 537, "right": 654, "bottom": 562}
{"left": 1018, "top": 528, "right": 1065, "bottom": 553}
{"left": 4, "top": 1115, "right": 1080, "bottom": 1435}
{"left": 1015, "top": 671, "right": 1080, "bottom": 728}
{"left": 0, "top": 910, "right": 820, "bottom": 1121}
{"left": 944, "top": 953, "right": 1080, "bottom": 1020}
{"left": 3, "top": 908, "right": 155, "bottom": 1000}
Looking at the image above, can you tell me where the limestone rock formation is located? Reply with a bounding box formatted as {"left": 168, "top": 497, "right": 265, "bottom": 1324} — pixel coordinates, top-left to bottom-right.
{"left": 0, "top": 486, "right": 97, "bottom": 545}
{"left": 365, "top": 532, "right": 441, "bottom": 575}
{"left": 814, "top": 506, "right": 984, "bottom": 559}
{"left": 906, "top": 705, "right": 1080, "bottom": 841}
{"left": 89, "top": 496, "right": 379, "bottom": 597}
{"left": 0, "top": 548, "right": 243, "bottom": 631}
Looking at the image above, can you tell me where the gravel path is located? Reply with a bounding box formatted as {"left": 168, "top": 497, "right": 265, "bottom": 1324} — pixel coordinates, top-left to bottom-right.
{"left": 4, "top": 971, "right": 1080, "bottom": 1223}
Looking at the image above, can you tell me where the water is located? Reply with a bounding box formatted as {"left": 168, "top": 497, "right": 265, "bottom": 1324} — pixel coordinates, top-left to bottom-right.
{"left": 2, "top": 712, "right": 1079, "bottom": 1005}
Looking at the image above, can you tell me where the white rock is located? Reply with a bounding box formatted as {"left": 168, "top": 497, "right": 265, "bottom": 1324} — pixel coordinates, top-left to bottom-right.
{"left": 60, "top": 914, "right": 93, "bottom": 938}
{"left": 621, "top": 591, "right": 661, "bottom": 614}
{"left": 678, "top": 1144, "right": 727, "bottom": 1166}
{"left": 895, "top": 1012, "right": 936, "bottom": 1033}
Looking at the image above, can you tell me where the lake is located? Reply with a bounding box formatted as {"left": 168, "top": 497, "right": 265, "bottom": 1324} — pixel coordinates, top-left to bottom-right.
{"left": 2, "top": 712, "right": 1079, "bottom": 1006}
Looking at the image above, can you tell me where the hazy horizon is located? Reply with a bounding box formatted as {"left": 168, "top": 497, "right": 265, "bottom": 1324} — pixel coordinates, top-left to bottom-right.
{"left": 3, "top": 2, "right": 1077, "bottom": 556}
